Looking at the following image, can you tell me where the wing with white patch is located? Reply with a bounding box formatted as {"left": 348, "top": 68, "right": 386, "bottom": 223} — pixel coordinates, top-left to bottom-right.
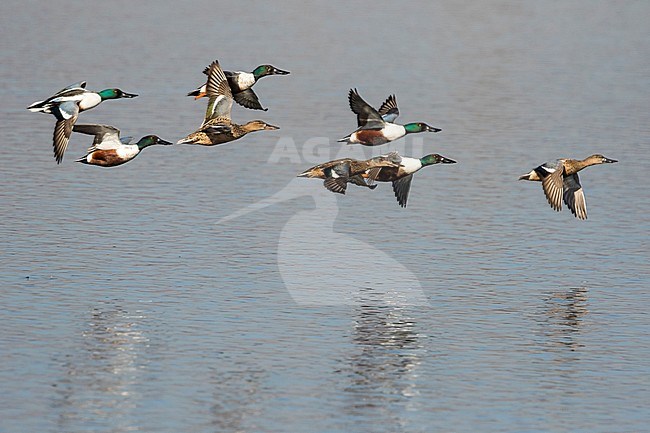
{"left": 73, "top": 124, "right": 123, "bottom": 150}
{"left": 53, "top": 81, "right": 87, "bottom": 96}
{"left": 563, "top": 173, "right": 587, "bottom": 220}
{"left": 348, "top": 88, "right": 385, "bottom": 129}
{"left": 53, "top": 100, "right": 80, "bottom": 121}
{"left": 392, "top": 174, "right": 413, "bottom": 208}
{"left": 203, "top": 123, "right": 232, "bottom": 135}
{"left": 204, "top": 60, "right": 233, "bottom": 122}
{"left": 378, "top": 94, "right": 399, "bottom": 123}
{"left": 330, "top": 161, "right": 351, "bottom": 178}
{"left": 541, "top": 163, "right": 565, "bottom": 212}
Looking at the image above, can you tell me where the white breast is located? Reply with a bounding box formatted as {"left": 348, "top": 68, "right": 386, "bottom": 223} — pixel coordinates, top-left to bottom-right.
{"left": 382, "top": 123, "right": 406, "bottom": 141}
{"left": 399, "top": 157, "right": 423, "bottom": 174}
{"left": 116, "top": 145, "right": 140, "bottom": 160}
{"left": 235, "top": 72, "right": 256, "bottom": 90}
{"left": 78, "top": 92, "right": 102, "bottom": 111}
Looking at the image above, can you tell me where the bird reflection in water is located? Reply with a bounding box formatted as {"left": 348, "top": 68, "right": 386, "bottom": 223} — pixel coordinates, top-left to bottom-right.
{"left": 207, "top": 365, "right": 266, "bottom": 432}
{"left": 53, "top": 301, "right": 148, "bottom": 431}
{"left": 342, "top": 293, "right": 425, "bottom": 424}
{"left": 539, "top": 286, "right": 588, "bottom": 352}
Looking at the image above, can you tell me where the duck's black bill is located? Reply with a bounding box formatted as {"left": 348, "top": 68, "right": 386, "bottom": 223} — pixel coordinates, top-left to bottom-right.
{"left": 604, "top": 158, "right": 618, "bottom": 163}
{"left": 440, "top": 157, "right": 457, "bottom": 164}
{"left": 159, "top": 139, "right": 174, "bottom": 145}
{"left": 273, "top": 68, "right": 290, "bottom": 75}
{"left": 122, "top": 92, "right": 138, "bottom": 98}
{"left": 427, "top": 126, "right": 442, "bottom": 133}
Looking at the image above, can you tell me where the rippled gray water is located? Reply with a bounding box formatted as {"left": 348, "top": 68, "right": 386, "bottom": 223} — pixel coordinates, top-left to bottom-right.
{"left": 1, "top": 1, "right": 649, "bottom": 432}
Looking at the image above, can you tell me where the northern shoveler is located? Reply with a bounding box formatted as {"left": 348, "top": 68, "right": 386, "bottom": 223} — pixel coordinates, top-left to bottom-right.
{"left": 27, "top": 82, "right": 137, "bottom": 164}
{"left": 177, "top": 60, "right": 279, "bottom": 146}
{"left": 73, "top": 124, "right": 172, "bottom": 167}
{"left": 297, "top": 154, "right": 401, "bottom": 194}
{"left": 365, "top": 152, "right": 457, "bottom": 207}
{"left": 519, "top": 154, "right": 617, "bottom": 220}
{"left": 338, "top": 89, "right": 441, "bottom": 146}
{"left": 187, "top": 63, "right": 289, "bottom": 111}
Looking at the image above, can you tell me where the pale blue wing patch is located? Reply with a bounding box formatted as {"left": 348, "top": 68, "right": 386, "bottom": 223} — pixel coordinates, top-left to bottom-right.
{"left": 55, "top": 100, "right": 80, "bottom": 120}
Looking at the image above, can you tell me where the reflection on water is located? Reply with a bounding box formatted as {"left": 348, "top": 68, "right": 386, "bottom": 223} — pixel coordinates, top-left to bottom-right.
{"left": 2, "top": 0, "right": 648, "bottom": 431}
{"left": 53, "top": 301, "right": 148, "bottom": 432}
{"left": 536, "top": 287, "right": 588, "bottom": 352}
{"left": 342, "top": 291, "right": 424, "bottom": 427}
{"left": 207, "top": 365, "right": 266, "bottom": 433}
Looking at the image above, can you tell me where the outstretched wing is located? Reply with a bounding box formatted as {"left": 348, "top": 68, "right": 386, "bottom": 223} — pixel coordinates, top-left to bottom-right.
{"left": 378, "top": 94, "right": 399, "bottom": 123}
{"left": 53, "top": 81, "right": 87, "bottom": 97}
{"left": 348, "top": 88, "right": 385, "bottom": 129}
{"left": 563, "top": 173, "right": 587, "bottom": 220}
{"left": 233, "top": 88, "right": 266, "bottom": 111}
{"left": 392, "top": 174, "right": 413, "bottom": 208}
{"left": 541, "top": 163, "right": 565, "bottom": 212}
{"left": 323, "top": 178, "right": 348, "bottom": 194}
{"left": 73, "top": 124, "right": 122, "bottom": 150}
{"left": 52, "top": 115, "right": 78, "bottom": 164}
{"left": 204, "top": 60, "right": 233, "bottom": 123}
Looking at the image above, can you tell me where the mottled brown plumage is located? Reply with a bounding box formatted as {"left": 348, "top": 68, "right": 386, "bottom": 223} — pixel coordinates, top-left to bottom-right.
{"left": 519, "top": 154, "right": 617, "bottom": 220}
{"left": 297, "top": 155, "right": 401, "bottom": 195}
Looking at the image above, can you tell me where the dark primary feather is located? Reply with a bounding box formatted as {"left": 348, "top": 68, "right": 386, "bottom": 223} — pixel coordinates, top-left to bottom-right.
{"left": 233, "top": 88, "right": 266, "bottom": 111}
{"left": 53, "top": 116, "right": 76, "bottom": 164}
{"left": 377, "top": 94, "right": 399, "bottom": 123}
{"left": 323, "top": 178, "right": 348, "bottom": 194}
{"left": 73, "top": 124, "right": 121, "bottom": 145}
{"left": 392, "top": 175, "right": 414, "bottom": 208}
{"left": 563, "top": 173, "right": 587, "bottom": 219}
{"left": 348, "top": 88, "right": 385, "bottom": 129}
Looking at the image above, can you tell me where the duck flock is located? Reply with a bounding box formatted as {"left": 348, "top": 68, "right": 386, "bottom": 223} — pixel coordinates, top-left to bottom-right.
{"left": 28, "top": 59, "right": 616, "bottom": 219}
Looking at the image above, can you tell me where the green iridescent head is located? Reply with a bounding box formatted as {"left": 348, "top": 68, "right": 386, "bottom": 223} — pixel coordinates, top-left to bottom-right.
{"left": 136, "top": 135, "right": 172, "bottom": 149}
{"left": 252, "top": 65, "right": 290, "bottom": 79}
{"left": 420, "top": 154, "right": 457, "bottom": 166}
{"left": 404, "top": 122, "right": 442, "bottom": 134}
{"left": 98, "top": 88, "right": 138, "bottom": 100}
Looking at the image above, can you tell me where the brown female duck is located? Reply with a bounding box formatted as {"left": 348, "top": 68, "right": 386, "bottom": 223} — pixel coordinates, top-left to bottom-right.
{"left": 177, "top": 60, "right": 278, "bottom": 146}
{"left": 519, "top": 154, "right": 617, "bottom": 219}
{"left": 297, "top": 155, "right": 401, "bottom": 194}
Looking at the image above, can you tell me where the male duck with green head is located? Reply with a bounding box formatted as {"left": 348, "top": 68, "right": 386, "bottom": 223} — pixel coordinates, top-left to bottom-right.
{"left": 187, "top": 63, "right": 290, "bottom": 111}
{"left": 338, "top": 89, "right": 441, "bottom": 146}
{"left": 28, "top": 81, "right": 137, "bottom": 163}
{"left": 73, "top": 124, "right": 172, "bottom": 167}
{"left": 365, "top": 151, "right": 457, "bottom": 207}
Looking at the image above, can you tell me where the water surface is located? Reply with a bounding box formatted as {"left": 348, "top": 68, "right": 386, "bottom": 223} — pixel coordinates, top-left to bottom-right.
{"left": 1, "top": 1, "right": 649, "bottom": 432}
